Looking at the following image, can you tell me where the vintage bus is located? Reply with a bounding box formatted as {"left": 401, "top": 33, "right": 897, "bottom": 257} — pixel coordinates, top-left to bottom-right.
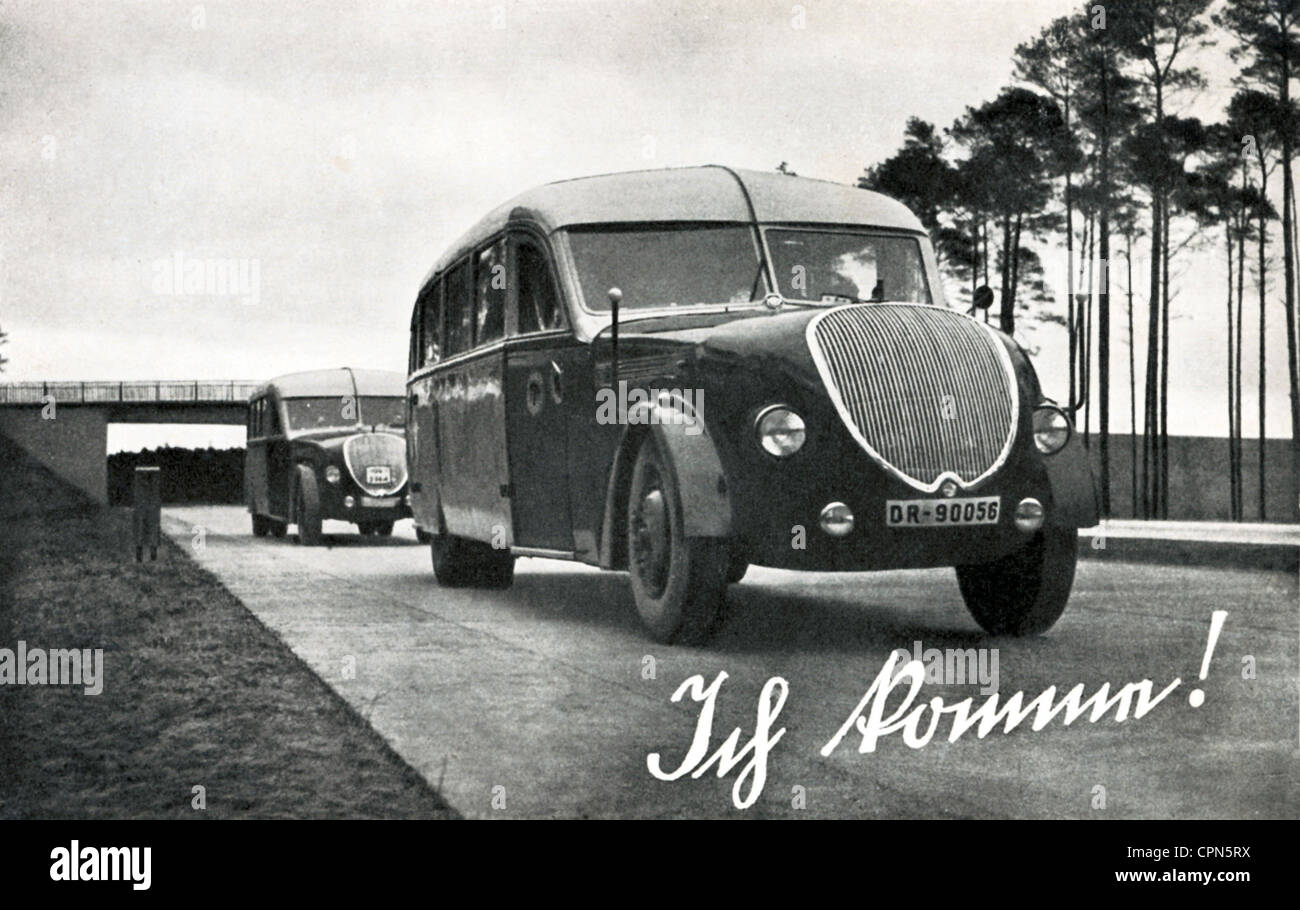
{"left": 246, "top": 368, "right": 412, "bottom": 544}
{"left": 405, "top": 166, "right": 1098, "bottom": 643}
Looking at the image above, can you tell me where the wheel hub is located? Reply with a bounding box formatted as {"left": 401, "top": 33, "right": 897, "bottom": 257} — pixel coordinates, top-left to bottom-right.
{"left": 632, "top": 484, "right": 670, "bottom": 596}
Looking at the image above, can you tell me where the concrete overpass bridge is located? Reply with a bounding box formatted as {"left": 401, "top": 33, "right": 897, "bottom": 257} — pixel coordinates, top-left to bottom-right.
{"left": 0, "top": 381, "right": 256, "bottom": 503}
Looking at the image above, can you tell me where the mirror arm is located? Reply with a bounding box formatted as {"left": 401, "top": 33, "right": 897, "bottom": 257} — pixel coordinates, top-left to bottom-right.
{"left": 1067, "top": 380, "right": 1087, "bottom": 414}
{"left": 1066, "top": 308, "right": 1087, "bottom": 414}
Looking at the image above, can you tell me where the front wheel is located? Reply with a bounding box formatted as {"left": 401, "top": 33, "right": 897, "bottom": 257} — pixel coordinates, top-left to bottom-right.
{"left": 955, "top": 528, "right": 1078, "bottom": 636}
{"left": 252, "top": 513, "right": 269, "bottom": 537}
{"left": 375, "top": 522, "right": 394, "bottom": 537}
{"left": 626, "top": 436, "right": 730, "bottom": 644}
{"left": 293, "top": 467, "right": 323, "bottom": 546}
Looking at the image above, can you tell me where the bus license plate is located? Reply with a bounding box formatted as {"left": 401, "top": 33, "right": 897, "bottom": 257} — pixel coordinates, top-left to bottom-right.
{"left": 886, "top": 496, "right": 1000, "bottom": 527}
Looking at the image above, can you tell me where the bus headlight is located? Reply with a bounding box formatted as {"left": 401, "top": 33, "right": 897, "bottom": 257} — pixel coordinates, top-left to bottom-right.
{"left": 756, "top": 406, "right": 806, "bottom": 457}
{"left": 1032, "top": 406, "right": 1071, "bottom": 455}
{"left": 324, "top": 465, "right": 341, "bottom": 484}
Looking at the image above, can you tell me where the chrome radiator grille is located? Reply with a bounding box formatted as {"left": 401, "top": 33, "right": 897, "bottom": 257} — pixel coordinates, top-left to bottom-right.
{"left": 807, "top": 305, "right": 1018, "bottom": 490}
{"left": 343, "top": 432, "right": 408, "bottom": 496}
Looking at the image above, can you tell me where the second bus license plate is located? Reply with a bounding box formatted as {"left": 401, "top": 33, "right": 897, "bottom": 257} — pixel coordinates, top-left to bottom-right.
{"left": 886, "top": 496, "right": 1000, "bottom": 527}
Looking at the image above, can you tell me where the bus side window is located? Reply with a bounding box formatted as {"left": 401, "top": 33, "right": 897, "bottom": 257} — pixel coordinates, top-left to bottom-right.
{"left": 444, "top": 261, "right": 473, "bottom": 357}
{"left": 421, "top": 280, "right": 443, "bottom": 367}
{"left": 516, "top": 238, "right": 565, "bottom": 334}
{"left": 474, "top": 239, "right": 506, "bottom": 346}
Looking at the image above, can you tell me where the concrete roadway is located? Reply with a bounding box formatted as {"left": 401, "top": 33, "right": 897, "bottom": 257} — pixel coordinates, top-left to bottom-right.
{"left": 164, "top": 506, "right": 1298, "bottom": 819}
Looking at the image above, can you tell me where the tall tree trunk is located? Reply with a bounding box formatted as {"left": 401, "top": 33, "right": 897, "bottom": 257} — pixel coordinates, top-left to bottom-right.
{"left": 1127, "top": 233, "right": 1138, "bottom": 518}
{"left": 1010, "top": 213, "right": 1024, "bottom": 307}
{"left": 1145, "top": 77, "right": 1166, "bottom": 520}
{"left": 982, "top": 220, "right": 990, "bottom": 287}
{"left": 1257, "top": 150, "right": 1270, "bottom": 521}
{"left": 1097, "top": 66, "right": 1112, "bottom": 515}
{"left": 971, "top": 216, "right": 978, "bottom": 305}
{"left": 1000, "top": 215, "right": 1014, "bottom": 334}
{"left": 1143, "top": 197, "right": 1162, "bottom": 520}
{"left": 1160, "top": 196, "right": 1171, "bottom": 518}
{"left": 1226, "top": 225, "right": 1237, "bottom": 521}
{"left": 1066, "top": 170, "right": 1077, "bottom": 413}
{"left": 1084, "top": 214, "right": 1095, "bottom": 449}
{"left": 1235, "top": 206, "right": 1246, "bottom": 520}
{"left": 1283, "top": 56, "right": 1300, "bottom": 522}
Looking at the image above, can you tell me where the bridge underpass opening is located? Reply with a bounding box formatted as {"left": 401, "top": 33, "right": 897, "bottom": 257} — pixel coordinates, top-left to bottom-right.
{"left": 107, "top": 423, "right": 247, "bottom": 506}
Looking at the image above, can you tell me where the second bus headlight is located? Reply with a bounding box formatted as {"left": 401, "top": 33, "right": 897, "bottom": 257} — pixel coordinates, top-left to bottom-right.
{"left": 324, "top": 465, "right": 341, "bottom": 484}
{"left": 756, "top": 406, "right": 806, "bottom": 457}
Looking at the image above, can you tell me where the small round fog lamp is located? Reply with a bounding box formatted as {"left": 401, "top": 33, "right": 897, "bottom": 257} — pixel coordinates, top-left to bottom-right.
{"left": 819, "top": 502, "right": 855, "bottom": 537}
{"left": 1014, "top": 498, "right": 1045, "bottom": 533}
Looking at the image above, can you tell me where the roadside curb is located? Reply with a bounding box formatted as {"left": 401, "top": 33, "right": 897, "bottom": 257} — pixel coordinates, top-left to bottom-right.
{"left": 1078, "top": 532, "right": 1298, "bottom": 573}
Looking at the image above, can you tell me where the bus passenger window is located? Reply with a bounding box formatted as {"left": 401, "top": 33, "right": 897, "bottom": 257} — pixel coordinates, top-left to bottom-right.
{"left": 444, "top": 261, "right": 473, "bottom": 356}
{"left": 475, "top": 239, "right": 506, "bottom": 346}
{"left": 421, "top": 281, "right": 442, "bottom": 366}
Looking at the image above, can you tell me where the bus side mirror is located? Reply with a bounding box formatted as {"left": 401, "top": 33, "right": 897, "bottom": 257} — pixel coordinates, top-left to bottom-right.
{"left": 973, "top": 286, "right": 994, "bottom": 311}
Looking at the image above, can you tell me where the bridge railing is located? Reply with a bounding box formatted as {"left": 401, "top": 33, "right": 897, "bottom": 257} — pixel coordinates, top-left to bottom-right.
{"left": 0, "top": 381, "right": 262, "bottom": 405}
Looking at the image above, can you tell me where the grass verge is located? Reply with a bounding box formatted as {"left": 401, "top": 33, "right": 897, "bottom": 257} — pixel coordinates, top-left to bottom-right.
{"left": 0, "top": 434, "right": 456, "bottom": 819}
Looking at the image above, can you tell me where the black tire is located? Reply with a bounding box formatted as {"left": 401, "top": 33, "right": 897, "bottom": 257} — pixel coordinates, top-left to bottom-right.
{"left": 626, "top": 436, "right": 730, "bottom": 644}
{"left": 252, "top": 514, "right": 269, "bottom": 537}
{"left": 270, "top": 520, "right": 288, "bottom": 538}
{"left": 725, "top": 554, "right": 749, "bottom": 584}
{"left": 375, "top": 522, "right": 394, "bottom": 537}
{"left": 955, "top": 528, "right": 1078, "bottom": 636}
{"left": 430, "top": 535, "right": 514, "bottom": 588}
{"left": 293, "top": 467, "right": 323, "bottom": 546}
{"left": 357, "top": 522, "right": 375, "bottom": 536}
{"left": 415, "top": 528, "right": 433, "bottom": 544}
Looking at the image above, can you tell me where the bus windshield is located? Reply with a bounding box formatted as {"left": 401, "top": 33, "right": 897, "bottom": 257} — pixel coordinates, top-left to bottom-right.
{"left": 567, "top": 224, "right": 762, "bottom": 312}
{"left": 358, "top": 396, "right": 405, "bottom": 428}
{"left": 765, "top": 229, "right": 931, "bottom": 304}
{"left": 283, "top": 396, "right": 405, "bottom": 432}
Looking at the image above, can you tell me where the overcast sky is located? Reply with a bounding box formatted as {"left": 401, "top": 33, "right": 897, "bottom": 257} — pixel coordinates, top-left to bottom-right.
{"left": 0, "top": 0, "right": 1288, "bottom": 449}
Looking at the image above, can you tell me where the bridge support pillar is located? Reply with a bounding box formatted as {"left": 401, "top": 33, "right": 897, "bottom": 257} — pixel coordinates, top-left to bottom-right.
{"left": 0, "top": 406, "right": 108, "bottom": 504}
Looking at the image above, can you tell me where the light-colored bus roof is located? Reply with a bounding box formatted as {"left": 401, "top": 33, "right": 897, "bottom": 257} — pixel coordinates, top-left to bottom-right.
{"left": 253, "top": 368, "right": 406, "bottom": 400}
{"left": 426, "top": 165, "right": 926, "bottom": 280}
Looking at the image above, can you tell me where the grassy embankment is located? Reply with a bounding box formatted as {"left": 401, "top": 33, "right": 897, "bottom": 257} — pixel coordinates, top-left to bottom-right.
{"left": 0, "top": 434, "right": 455, "bottom": 818}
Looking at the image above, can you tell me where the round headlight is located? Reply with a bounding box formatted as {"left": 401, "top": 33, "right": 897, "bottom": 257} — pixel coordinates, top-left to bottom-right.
{"left": 324, "top": 465, "right": 341, "bottom": 484}
{"left": 1033, "top": 406, "right": 1071, "bottom": 455}
{"left": 756, "top": 406, "right": 806, "bottom": 457}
